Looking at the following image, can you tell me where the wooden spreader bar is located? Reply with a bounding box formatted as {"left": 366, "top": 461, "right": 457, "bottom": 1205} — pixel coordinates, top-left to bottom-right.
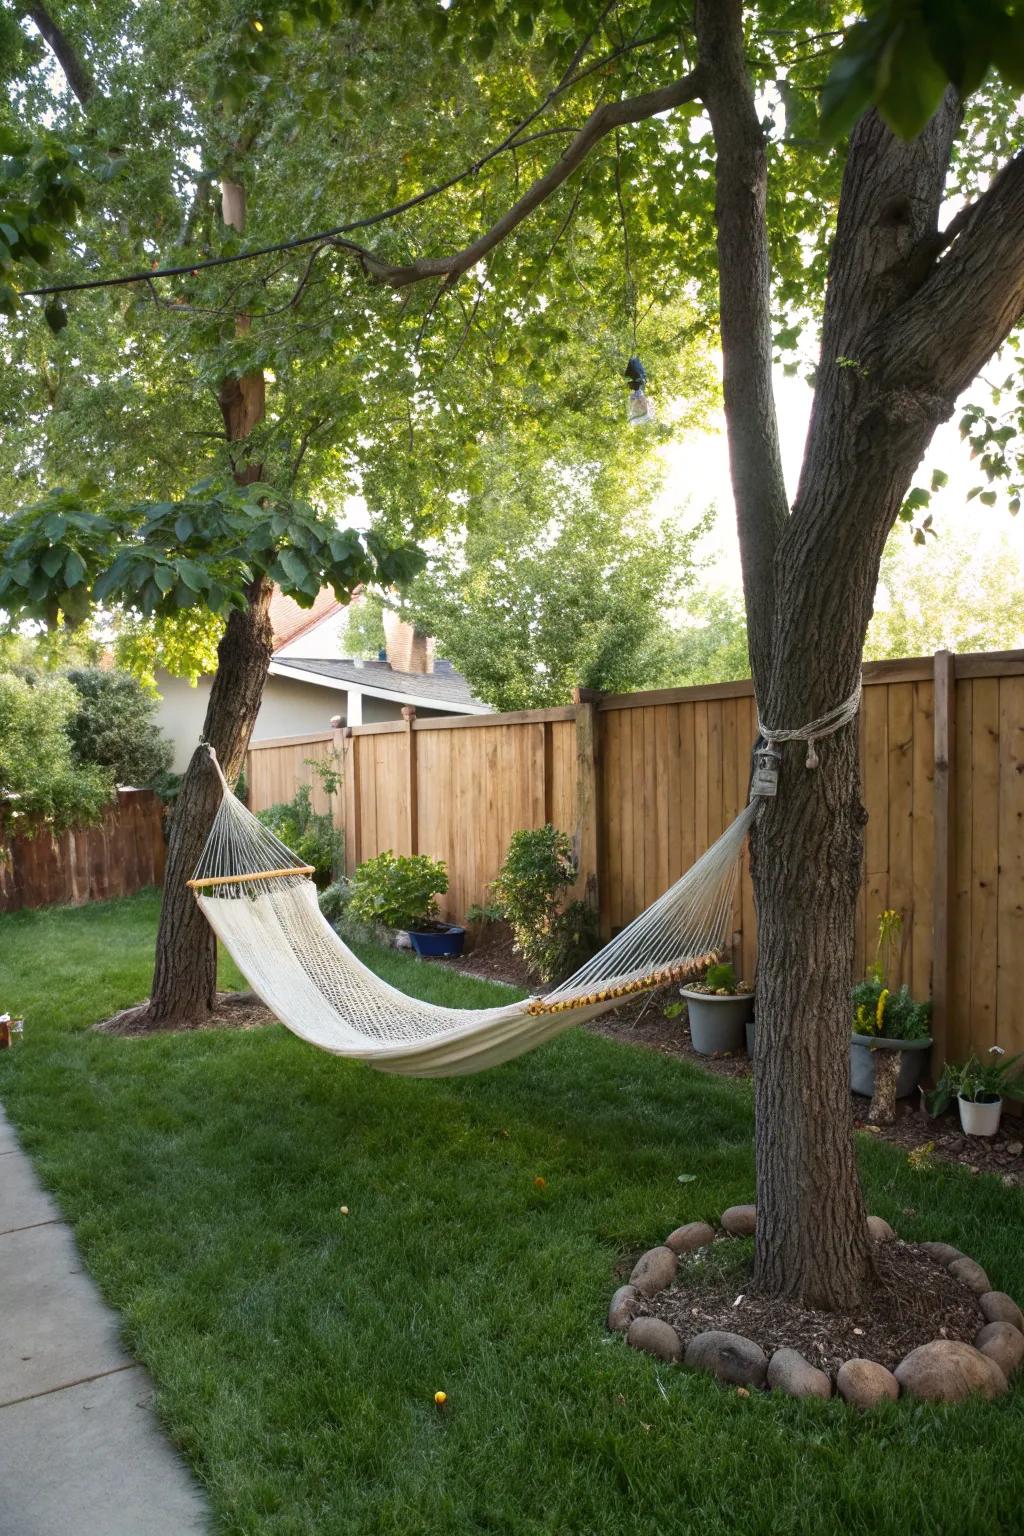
{"left": 187, "top": 865, "right": 315, "bottom": 890}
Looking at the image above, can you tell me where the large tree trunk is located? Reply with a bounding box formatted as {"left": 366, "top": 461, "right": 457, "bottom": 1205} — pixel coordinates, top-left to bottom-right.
{"left": 138, "top": 171, "right": 271, "bottom": 1027}
{"left": 694, "top": 0, "right": 1024, "bottom": 1308}
{"left": 145, "top": 583, "right": 273, "bottom": 1025}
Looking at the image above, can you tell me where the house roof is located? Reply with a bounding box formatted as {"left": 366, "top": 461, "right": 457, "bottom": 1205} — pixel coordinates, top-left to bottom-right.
{"left": 269, "top": 587, "right": 344, "bottom": 651}
{"left": 269, "top": 656, "right": 489, "bottom": 712}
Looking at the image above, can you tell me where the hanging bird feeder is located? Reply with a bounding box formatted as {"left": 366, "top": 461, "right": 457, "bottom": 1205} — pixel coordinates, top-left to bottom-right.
{"left": 624, "top": 356, "right": 655, "bottom": 426}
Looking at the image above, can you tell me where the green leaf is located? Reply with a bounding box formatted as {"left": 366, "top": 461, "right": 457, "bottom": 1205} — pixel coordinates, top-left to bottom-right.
{"left": 63, "top": 549, "right": 85, "bottom": 586}
{"left": 277, "top": 546, "right": 310, "bottom": 589}
{"left": 176, "top": 558, "right": 209, "bottom": 592}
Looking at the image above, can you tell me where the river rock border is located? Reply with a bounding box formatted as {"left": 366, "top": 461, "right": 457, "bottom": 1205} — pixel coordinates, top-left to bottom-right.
{"left": 607, "top": 1207, "right": 1021, "bottom": 1406}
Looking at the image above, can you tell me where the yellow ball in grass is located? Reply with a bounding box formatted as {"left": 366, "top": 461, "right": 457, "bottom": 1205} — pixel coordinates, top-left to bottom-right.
{"left": 434, "top": 1391, "right": 447, "bottom": 1407}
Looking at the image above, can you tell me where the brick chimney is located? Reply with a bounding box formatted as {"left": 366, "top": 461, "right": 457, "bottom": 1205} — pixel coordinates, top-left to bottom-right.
{"left": 382, "top": 610, "right": 435, "bottom": 674}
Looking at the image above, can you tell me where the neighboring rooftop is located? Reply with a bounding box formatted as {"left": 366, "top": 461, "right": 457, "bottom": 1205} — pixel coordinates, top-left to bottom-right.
{"left": 269, "top": 588, "right": 344, "bottom": 652}
{"left": 270, "top": 655, "right": 488, "bottom": 711}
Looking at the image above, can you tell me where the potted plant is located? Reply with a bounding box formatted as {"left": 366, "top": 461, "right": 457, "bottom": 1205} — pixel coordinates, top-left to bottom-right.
{"left": 928, "top": 1048, "right": 1023, "bottom": 1137}
{"left": 850, "top": 979, "right": 933, "bottom": 1098}
{"left": 347, "top": 850, "right": 465, "bottom": 957}
{"left": 849, "top": 910, "right": 932, "bottom": 1104}
{"left": 678, "top": 961, "right": 754, "bottom": 1055}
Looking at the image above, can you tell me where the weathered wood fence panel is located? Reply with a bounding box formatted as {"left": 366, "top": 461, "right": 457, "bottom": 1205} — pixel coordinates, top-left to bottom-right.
{"left": 244, "top": 730, "right": 336, "bottom": 817}
{"left": 244, "top": 650, "right": 1024, "bottom": 1068}
{"left": 0, "top": 788, "right": 166, "bottom": 914}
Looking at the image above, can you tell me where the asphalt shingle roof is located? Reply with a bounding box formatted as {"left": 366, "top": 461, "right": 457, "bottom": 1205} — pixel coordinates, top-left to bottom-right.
{"left": 272, "top": 656, "right": 486, "bottom": 710}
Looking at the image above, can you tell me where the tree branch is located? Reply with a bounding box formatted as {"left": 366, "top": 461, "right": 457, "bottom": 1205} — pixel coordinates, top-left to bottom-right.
{"left": 878, "top": 146, "right": 1024, "bottom": 403}
{"left": 693, "top": 0, "right": 787, "bottom": 690}
{"left": 23, "top": 2, "right": 94, "bottom": 105}
{"left": 343, "top": 71, "right": 702, "bottom": 291}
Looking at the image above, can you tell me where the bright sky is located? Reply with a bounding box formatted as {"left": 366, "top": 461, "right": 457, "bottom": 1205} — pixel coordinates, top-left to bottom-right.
{"left": 662, "top": 362, "right": 1024, "bottom": 591}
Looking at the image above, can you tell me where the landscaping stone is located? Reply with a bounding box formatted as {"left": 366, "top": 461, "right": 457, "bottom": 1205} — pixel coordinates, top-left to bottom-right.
{"left": 720, "top": 1204, "right": 756, "bottom": 1237}
{"left": 867, "top": 1216, "right": 895, "bottom": 1242}
{"left": 835, "top": 1359, "right": 900, "bottom": 1408}
{"left": 980, "top": 1291, "right": 1024, "bottom": 1333}
{"left": 628, "top": 1246, "right": 678, "bottom": 1297}
{"left": 947, "top": 1256, "right": 991, "bottom": 1295}
{"left": 894, "top": 1340, "right": 1007, "bottom": 1402}
{"left": 626, "top": 1316, "right": 682, "bottom": 1363}
{"left": 665, "top": 1221, "right": 716, "bottom": 1255}
{"left": 918, "top": 1241, "right": 964, "bottom": 1266}
{"left": 607, "top": 1285, "right": 641, "bottom": 1333}
{"left": 766, "top": 1348, "right": 831, "bottom": 1400}
{"left": 975, "top": 1321, "right": 1024, "bottom": 1379}
{"left": 684, "top": 1330, "right": 767, "bottom": 1387}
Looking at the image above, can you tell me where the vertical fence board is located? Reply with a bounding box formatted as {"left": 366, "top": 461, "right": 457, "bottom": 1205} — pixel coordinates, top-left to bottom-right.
{"left": 997, "top": 677, "right": 1024, "bottom": 1054}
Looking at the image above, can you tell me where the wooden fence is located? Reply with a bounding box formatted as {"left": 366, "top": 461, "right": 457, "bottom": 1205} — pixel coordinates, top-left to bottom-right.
{"left": 245, "top": 650, "right": 1024, "bottom": 1067}
{"left": 0, "top": 788, "right": 167, "bottom": 914}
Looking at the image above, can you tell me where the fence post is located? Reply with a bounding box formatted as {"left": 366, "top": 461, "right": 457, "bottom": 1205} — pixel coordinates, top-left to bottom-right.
{"left": 402, "top": 706, "right": 419, "bottom": 856}
{"left": 340, "top": 725, "right": 361, "bottom": 873}
{"left": 572, "top": 686, "right": 603, "bottom": 921}
{"left": 931, "top": 649, "right": 957, "bottom": 1074}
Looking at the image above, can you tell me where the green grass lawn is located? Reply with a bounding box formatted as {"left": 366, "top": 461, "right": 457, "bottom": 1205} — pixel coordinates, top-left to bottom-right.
{"left": 2, "top": 892, "right": 1023, "bottom": 1535}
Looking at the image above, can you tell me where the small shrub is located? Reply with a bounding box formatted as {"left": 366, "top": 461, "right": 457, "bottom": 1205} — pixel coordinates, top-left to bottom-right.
{"left": 318, "top": 879, "right": 352, "bottom": 925}
{"left": 347, "top": 850, "right": 448, "bottom": 932}
{"left": 491, "top": 823, "right": 597, "bottom": 984}
{"left": 255, "top": 784, "right": 344, "bottom": 889}
{"left": 64, "top": 667, "right": 173, "bottom": 787}
{"left": 0, "top": 672, "right": 114, "bottom": 836}
{"left": 465, "top": 900, "right": 503, "bottom": 926}
{"left": 851, "top": 978, "right": 931, "bottom": 1041}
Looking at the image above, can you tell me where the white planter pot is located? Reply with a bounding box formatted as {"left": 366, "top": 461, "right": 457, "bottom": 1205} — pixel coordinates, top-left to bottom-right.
{"left": 958, "top": 1094, "right": 1002, "bottom": 1137}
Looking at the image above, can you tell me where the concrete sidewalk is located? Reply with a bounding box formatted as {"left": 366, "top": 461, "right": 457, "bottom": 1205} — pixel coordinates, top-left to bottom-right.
{"left": 0, "top": 1106, "right": 210, "bottom": 1535}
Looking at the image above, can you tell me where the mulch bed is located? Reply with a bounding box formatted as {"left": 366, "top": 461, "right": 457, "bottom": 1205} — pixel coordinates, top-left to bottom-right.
{"left": 641, "top": 1239, "right": 985, "bottom": 1377}
{"left": 435, "top": 920, "right": 544, "bottom": 991}
{"left": 94, "top": 991, "right": 276, "bottom": 1035}
{"left": 856, "top": 1103, "right": 1024, "bottom": 1184}
{"left": 443, "top": 940, "right": 1024, "bottom": 1181}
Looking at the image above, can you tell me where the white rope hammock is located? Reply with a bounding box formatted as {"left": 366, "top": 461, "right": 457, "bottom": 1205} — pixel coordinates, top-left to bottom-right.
{"left": 189, "top": 773, "right": 752, "bottom": 1077}
{"left": 188, "top": 682, "right": 857, "bottom": 1077}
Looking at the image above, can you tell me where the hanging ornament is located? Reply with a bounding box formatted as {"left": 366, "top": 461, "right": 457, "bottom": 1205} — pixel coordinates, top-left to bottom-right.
{"left": 623, "top": 356, "right": 655, "bottom": 426}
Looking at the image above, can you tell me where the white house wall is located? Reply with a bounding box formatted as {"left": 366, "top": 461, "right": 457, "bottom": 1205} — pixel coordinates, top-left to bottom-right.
{"left": 155, "top": 671, "right": 349, "bottom": 772}
{"left": 155, "top": 670, "right": 460, "bottom": 772}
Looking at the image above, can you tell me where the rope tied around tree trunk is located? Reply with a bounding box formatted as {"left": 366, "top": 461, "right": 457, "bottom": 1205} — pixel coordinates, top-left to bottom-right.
{"left": 202, "top": 742, "right": 231, "bottom": 792}
{"left": 757, "top": 679, "right": 863, "bottom": 770}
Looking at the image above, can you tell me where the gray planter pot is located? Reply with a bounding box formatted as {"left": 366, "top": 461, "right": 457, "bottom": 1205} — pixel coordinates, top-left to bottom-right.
{"left": 680, "top": 989, "right": 754, "bottom": 1055}
{"left": 849, "top": 1033, "right": 932, "bottom": 1099}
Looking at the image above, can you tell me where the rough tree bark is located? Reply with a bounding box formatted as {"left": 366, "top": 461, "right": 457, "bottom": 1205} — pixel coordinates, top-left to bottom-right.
{"left": 694, "top": 1, "right": 1024, "bottom": 1305}
{"left": 145, "top": 583, "right": 273, "bottom": 1025}
{"left": 139, "top": 174, "right": 273, "bottom": 1027}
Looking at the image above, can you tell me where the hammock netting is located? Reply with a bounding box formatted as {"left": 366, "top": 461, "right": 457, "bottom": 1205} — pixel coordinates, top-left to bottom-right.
{"left": 190, "top": 787, "right": 756, "bottom": 1077}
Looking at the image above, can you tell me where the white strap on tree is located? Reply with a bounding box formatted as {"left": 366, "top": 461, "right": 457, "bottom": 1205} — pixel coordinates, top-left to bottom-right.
{"left": 757, "top": 679, "right": 862, "bottom": 770}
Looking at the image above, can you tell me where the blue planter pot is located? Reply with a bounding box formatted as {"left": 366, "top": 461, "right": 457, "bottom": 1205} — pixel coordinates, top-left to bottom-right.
{"left": 407, "top": 924, "right": 466, "bottom": 958}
